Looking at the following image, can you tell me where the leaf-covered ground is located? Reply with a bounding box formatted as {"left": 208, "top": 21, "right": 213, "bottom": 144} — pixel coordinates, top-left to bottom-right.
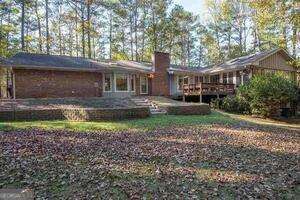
{"left": 1, "top": 117, "right": 299, "bottom": 199}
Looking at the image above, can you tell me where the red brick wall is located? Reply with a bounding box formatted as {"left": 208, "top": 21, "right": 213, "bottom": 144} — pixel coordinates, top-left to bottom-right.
{"left": 14, "top": 69, "right": 102, "bottom": 98}
{"left": 151, "top": 52, "right": 170, "bottom": 96}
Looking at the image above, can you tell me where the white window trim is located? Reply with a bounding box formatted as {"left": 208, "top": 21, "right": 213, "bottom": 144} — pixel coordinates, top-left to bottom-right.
{"left": 177, "top": 75, "right": 183, "bottom": 91}
{"left": 103, "top": 73, "right": 112, "bottom": 92}
{"left": 177, "top": 75, "right": 190, "bottom": 92}
{"left": 130, "top": 74, "right": 136, "bottom": 92}
{"left": 114, "top": 73, "right": 129, "bottom": 92}
{"left": 140, "top": 75, "right": 148, "bottom": 95}
{"left": 183, "top": 76, "right": 189, "bottom": 85}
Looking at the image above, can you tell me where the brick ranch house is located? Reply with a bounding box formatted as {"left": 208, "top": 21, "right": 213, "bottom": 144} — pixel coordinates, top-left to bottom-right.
{"left": 0, "top": 48, "right": 298, "bottom": 100}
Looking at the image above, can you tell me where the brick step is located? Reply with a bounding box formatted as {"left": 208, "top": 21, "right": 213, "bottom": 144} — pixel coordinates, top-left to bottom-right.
{"left": 131, "top": 97, "right": 167, "bottom": 115}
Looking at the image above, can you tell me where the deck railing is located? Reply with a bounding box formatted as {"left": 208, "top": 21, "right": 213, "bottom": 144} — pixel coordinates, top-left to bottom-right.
{"left": 183, "top": 83, "right": 235, "bottom": 95}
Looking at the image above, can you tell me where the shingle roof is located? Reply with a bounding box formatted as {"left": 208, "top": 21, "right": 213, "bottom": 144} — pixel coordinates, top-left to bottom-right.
{"left": 168, "top": 64, "right": 207, "bottom": 74}
{"left": 0, "top": 52, "right": 109, "bottom": 71}
{"left": 167, "top": 48, "right": 293, "bottom": 75}
{"left": 203, "top": 48, "right": 293, "bottom": 73}
{"left": 0, "top": 52, "right": 153, "bottom": 73}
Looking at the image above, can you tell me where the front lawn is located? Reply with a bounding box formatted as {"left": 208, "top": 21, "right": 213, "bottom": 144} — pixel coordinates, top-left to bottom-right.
{"left": 0, "top": 112, "right": 299, "bottom": 198}
{"left": 0, "top": 111, "right": 236, "bottom": 132}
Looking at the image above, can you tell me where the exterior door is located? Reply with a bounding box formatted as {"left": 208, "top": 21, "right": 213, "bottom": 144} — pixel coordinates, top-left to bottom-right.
{"left": 140, "top": 75, "right": 148, "bottom": 95}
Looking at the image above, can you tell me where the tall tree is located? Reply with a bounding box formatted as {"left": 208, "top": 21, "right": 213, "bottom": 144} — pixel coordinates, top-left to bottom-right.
{"left": 45, "top": 0, "right": 50, "bottom": 54}
{"left": 21, "top": 0, "right": 25, "bottom": 51}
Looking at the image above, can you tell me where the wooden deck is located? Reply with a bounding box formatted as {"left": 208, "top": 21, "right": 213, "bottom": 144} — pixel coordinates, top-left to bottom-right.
{"left": 183, "top": 83, "right": 235, "bottom": 97}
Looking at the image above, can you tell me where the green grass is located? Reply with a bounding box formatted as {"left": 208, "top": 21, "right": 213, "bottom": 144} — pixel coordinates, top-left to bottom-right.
{"left": 0, "top": 111, "right": 238, "bottom": 132}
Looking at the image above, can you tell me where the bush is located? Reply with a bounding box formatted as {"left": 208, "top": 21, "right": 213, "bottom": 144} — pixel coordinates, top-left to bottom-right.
{"left": 238, "top": 73, "right": 298, "bottom": 117}
{"left": 221, "top": 95, "right": 250, "bottom": 114}
{"left": 210, "top": 98, "right": 222, "bottom": 109}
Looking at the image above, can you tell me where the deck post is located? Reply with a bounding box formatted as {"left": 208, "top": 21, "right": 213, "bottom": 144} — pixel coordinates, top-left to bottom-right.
{"left": 199, "top": 94, "right": 202, "bottom": 103}
{"left": 183, "top": 95, "right": 185, "bottom": 102}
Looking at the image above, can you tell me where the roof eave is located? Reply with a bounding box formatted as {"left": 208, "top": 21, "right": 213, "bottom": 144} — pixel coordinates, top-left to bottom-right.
{"left": 1, "top": 64, "right": 107, "bottom": 72}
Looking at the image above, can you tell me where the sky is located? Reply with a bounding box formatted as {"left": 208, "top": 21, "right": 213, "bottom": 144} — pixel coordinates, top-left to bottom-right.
{"left": 173, "top": 0, "right": 206, "bottom": 15}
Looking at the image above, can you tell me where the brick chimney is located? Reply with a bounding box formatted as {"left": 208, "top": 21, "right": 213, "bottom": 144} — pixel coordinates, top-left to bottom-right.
{"left": 151, "top": 52, "right": 170, "bottom": 96}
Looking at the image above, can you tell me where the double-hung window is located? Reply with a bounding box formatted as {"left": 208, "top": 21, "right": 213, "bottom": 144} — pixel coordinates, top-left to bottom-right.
{"left": 130, "top": 75, "right": 136, "bottom": 92}
{"left": 140, "top": 75, "right": 148, "bottom": 94}
{"left": 177, "top": 76, "right": 183, "bottom": 90}
{"left": 223, "top": 73, "right": 228, "bottom": 84}
{"left": 115, "top": 74, "right": 128, "bottom": 91}
{"left": 178, "top": 76, "right": 189, "bottom": 91}
{"left": 104, "top": 74, "right": 112, "bottom": 92}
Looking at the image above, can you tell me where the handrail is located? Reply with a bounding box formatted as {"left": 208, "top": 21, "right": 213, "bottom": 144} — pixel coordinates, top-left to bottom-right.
{"left": 183, "top": 82, "right": 235, "bottom": 95}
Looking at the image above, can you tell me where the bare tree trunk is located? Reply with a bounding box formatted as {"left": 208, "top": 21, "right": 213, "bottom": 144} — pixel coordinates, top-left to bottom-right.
{"left": 87, "top": 0, "right": 91, "bottom": 59}
{"left": 140, "top": 8, "right": 146, "bottom": 61}
{"left": 198, "top": 44, "right": 203, "bottom": 66}
{"left": 75, "top": 1, "right": 79, "bottom": 57}
{"left": 21, "top": 0, "right": 25, "bottom": 51}
{"left": 81, "top": 2, "right": 85, "bottom": 57}
{"left": 69, "top": 25, "right": 73, "bottom": 56}
{"left": 129, "top": 12, "right": 134, "bottom": 61}
{"left": 6, "top": 8, "right": 11, "bottom": 52}
{"left": 109, "top": 10, "right": 112, "bottom": 60}
{"left": 291, "top": 0, "right": 297, "bottom": 57}
{"left": 58, "top": 5, "right": 62, "bottom": 55}
{"left": 45, "top": 0, "right": 50, "bottom": 54}
{"left": 92, "top": 36, "right": 96, "bottom": 59}
{"left": 35, "top": 0, "right": 42, "bottom": 52}
{"left": 151, "top": 2, "right": 157, "bottom": 52}
{"left": 134, "top": 0, "right": 138, "bottom": 61}
{"left": 227, "top": 31, "right": 231, "bottom": 58}
{"left": 187, "top": 33, "right": 191, "bottom": 66}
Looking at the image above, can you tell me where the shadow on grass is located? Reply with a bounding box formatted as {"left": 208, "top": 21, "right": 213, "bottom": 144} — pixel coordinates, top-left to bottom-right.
{"left": 0, "top": 111, "right": 237, "bottom": 132}
{"left": 0, "top": 110, "right": 299, "bottom": 133}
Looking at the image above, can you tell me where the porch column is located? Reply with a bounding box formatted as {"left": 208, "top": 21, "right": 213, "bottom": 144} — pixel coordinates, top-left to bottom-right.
{"left": 12, "top": 71, "right": 16, "bottom": 99}
{"left": 219, "top": 73, "right": 223, "bottom": 83}
{"left": 233, "top": 71, "right": 237, "bottom": 86}
{"left": 241, "top": 71, "right": 244, "bottom": 85}
{"left": 226, "top": 72, "right": 229, "bottom": 83}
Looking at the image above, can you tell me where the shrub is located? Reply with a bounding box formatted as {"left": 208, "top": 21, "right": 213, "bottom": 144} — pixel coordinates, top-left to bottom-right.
{"left": 238, "top": 73, "right": 298, "bottom": 117}
{"left": 221, "top": 95, "right": 250, "bottom": 114}
{"left": 210, "top": 98, "right": 222, "bottom": 109}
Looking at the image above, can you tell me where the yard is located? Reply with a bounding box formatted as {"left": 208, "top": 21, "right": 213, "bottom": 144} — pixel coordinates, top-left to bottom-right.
{"left": 0, "top": 112, "right": 299, "bottom": 199}
{"left": 0, "top": 97, "right": 136, "bottom": 111}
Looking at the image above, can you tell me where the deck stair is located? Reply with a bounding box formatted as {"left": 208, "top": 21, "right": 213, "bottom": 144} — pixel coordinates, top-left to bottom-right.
{"left": 131, "top": 97, "right": 167, "bottom": 115}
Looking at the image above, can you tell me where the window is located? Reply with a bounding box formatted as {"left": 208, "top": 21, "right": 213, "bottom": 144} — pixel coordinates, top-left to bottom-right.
{"left": 104, "top": 74, "right": 112, "bottom": 92}
{"left": 195, "top": 76, "right": 199, "bottom": 84}
{"left": 210, "top": 75, "right": 220, "bottom": 83}
{"left": 178, "top": 76, "right": 189, "bottom": 90}
{"left": 223, "top": 73, "right": 227, "bottom": 84}
{"left": 183, "top": 76, "right": 189, "bottom": 85}
{"left": 115, "top": 74, "right": 128, "bottom": 91}
{"left": 242, "top": 70, "right": 250, "bottom": 84}
{"left": 130, "top": 75, "right": 136, "bottom": 92}
{"left": 204, "top": 76, "right": 209, "bottom": 83}
{"left": 177, "top": 76, "right": 183, "bottom": 90}
{"left": 228, "top": 72, "right": 233, "bottom": 84}
{"left": 199, "top": 76, "right": 203, "bottom": 83}
{"left": 140, "top": 75, "right": 148, "bottom": 94}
